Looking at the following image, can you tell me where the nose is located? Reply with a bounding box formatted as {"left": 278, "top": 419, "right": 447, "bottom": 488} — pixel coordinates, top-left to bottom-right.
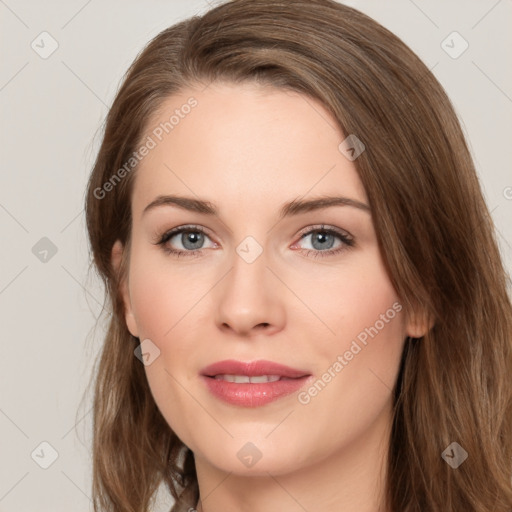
{"left": 214, "top": 244, "right": 286, "bottom": 337}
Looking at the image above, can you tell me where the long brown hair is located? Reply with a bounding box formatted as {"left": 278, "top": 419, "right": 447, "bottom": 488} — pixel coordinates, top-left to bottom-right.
{"left": 84, "top": 0, "right": 512, "bottom": 510}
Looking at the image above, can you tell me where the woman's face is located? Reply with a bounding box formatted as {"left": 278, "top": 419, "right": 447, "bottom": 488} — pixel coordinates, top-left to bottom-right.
{"left": 113, "top": 81, "right": 424, "bottom": 477}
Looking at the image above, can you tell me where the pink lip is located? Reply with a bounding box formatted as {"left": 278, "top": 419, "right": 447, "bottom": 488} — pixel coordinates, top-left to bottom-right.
{"left": 201, "top": 359, "right": 309, "bottom": 378}
{"left": 200, "top": 359, "right": 312, "bottom": 407}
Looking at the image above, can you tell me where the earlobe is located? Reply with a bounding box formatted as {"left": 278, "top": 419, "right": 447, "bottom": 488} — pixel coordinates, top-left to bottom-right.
{"left": 111, "top": 240, "right": 139, "bottom": 338}
{"left": 405, "top": 308, "right": 434, "bottom": 339}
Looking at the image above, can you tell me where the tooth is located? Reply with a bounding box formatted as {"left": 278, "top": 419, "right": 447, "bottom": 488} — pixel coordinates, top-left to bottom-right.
{"left": 249, "top": 375, "right": 269, "bottom": 383}
{"left": 233, "top": 375, "right": 250, "bottom": 383}
{"left": 213, "top": 374, "right": 282, "bottom": 383}
{"left": 250, "top": 375, "right": 281, "bottom": 383}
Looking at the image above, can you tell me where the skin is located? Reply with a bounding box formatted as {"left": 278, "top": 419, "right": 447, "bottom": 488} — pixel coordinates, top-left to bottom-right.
{"left": 111, "top": 81, "right": 429, "bottom": 512}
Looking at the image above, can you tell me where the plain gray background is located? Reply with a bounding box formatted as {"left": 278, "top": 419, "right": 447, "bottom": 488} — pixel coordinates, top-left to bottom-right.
{"left": 1, "top": 0, "right": 511, "bottom": 510}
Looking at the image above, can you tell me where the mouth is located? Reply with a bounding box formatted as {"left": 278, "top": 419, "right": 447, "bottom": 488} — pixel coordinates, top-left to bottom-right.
{"left": 200, "top": 359, "right": 312, "bottom": 407}
{"left": 201, "top": 359, "right": 310, "bottom": 379}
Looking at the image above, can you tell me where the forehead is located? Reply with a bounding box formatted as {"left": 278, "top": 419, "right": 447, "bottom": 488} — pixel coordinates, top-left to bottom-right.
{"left": 131, "top": 81, "right": 368, "bottom": 216}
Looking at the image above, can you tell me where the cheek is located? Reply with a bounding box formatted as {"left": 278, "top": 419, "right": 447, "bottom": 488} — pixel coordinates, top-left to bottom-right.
{"left": 128, "top": 249, "right": 204, "bottom": 340}
{"left": 126, "top": 251, "right": 205, "bottom": 446}
{"left": 288, "top": 249, "right": 405, "bottom": 438}
{"left": 288, "top": 246, "right": 404, "bottom": 357}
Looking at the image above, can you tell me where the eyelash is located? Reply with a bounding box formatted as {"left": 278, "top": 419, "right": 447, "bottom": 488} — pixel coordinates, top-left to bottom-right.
{"left": 154, "top": 224, "right": 354, "bottom": 259}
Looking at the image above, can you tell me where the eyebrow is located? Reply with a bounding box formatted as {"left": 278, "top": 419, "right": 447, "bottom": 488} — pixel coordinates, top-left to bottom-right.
{"left": 142, "top": 194, "right": 371, "bottom": 219}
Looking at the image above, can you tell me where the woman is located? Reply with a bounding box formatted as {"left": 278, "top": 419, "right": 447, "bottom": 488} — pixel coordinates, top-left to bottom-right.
{"left": 85, "top": 0, "right": 512, "bottom": 510}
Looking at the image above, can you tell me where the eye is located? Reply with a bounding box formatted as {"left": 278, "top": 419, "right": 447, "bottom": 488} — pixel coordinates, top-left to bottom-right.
{"left": 155, "top": 225, "right": 217, "bottom": 257}
{"left": 154, "top": 224, "right": 354, "bottom": 259}
{"left": 292, "top": 225, "right": 354, "bottom": 258}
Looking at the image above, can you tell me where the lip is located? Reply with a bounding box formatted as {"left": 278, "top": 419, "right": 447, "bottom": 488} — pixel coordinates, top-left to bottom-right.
{"left": 200, "top": 359, "right": 312, "bottom": 407}
{"left": 201, "top": 359, "right": 310, "bottom": 379}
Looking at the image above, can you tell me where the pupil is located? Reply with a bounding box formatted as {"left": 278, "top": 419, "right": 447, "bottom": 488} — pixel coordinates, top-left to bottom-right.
{"left": 183, "top": 231, "right": 203, "bottom": 250}
{"left": 312, "top": 231, "right": 334, "bottom": 250}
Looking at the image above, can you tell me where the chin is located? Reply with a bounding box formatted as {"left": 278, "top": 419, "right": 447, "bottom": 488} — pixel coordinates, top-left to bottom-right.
{"left": 192, "top": 435, "right": 315, "bottom": 477}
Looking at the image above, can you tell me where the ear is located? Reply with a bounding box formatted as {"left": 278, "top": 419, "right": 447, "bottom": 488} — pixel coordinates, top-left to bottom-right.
{"left": 404, "top": 305, "right": 434, "bottom": 339}
{"left": 111, "top": 240, "right": 139, "bottom": 338}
